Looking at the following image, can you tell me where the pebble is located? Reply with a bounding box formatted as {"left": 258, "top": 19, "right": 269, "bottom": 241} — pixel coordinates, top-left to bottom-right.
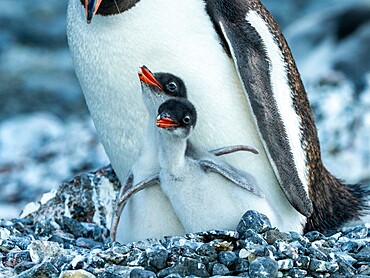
{"left": 17, "top": 261, "right": 59, "bottom": 278}
{"left": 277, "top": 258, "right": 293, "bottom": 270}
{"left": 237, "top": 210, "right": 272, "bottom": 236}
{"left": 130, "top": 268, "right": 157, "bottom": 278}
{"left": 60, "top": 269, "right": 96, "bottom": 278}
{"left": 211, "top": 263, "right": 230, "bottom": 276}
{"left": 28, "top": 240, "right": 65, "bottom": 264}
{"left": 2, "top": 205, "right": 370, "bottom": 278}
{"left": 218, "top": 251, "right": 237, "bottom": 268}
{"left": 146, "top": 244, "right": 169, "bottom": 270}
{"left": 249, "top": 257, "right": 278, "bottom": 278}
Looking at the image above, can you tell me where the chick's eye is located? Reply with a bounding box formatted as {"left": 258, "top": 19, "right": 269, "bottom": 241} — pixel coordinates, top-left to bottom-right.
{"left": 166, "top": 82, "right": 177, "bottom": 92}
{"left": 183, "top": 116, "right": 191, "bottom": 124}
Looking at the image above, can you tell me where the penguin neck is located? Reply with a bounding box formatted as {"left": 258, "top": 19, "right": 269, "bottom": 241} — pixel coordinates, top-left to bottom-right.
{"left": 136, "top": 117, "right": 160, "bottom": 166}
{"left": 158, "top": 131, "right": 188, "bottom": 172}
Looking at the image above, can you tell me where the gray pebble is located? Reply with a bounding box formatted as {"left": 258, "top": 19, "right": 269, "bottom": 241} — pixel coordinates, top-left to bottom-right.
{"left": 76, "top": 237, "right": 103, "bottom": 249}
{"left": 218, "top": 251, "right": 237, "bottom": 267}
{"left": 130, "top": 268, "right": 157, "bottom": 278}
{"left": 157, "top": 257, "right": 209, "bottom": 278}
{"left": 277, "top": 258, "right": 293, "bottom": 270}
{"left": 264, "top": 230, "right": 292, "bottom": 245}
{"left": 288, "top": 268, "right": 308, "bottom": 278}
{"left": 249, "top": 257, "right": 278, "bottom": 278}
{"left": 355, "top": 246, "right": 370, "bottom": 262}
{"left": 296, "top": 255, "right": 310, "bottom": 269}
{"left": 232, "top": 258, "right": 249, "bottom": 273}
{"left": 309, "top": 258, "right": 339, "bottom": 273}
{"left": 14, "top": 262, "right": 36, "bottom": 275}
{"left": 17, "top": 261, "right": 59, "bottom": 278}
{"left": 237, "top": 211, "right": 272, "bottom": 236}
{"left": 196, "top": 243, "right": 217, "bottom": 261}
{"left": 212, "top": 263, "right": 230, "bottom": 276}
{"left": 147, "top": 244, "right": 169, "bottom": 270}
{"left": 304, "top": 231, "right": 326, "bottom": 242}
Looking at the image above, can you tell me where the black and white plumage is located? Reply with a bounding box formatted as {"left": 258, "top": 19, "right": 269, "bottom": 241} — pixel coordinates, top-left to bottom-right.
{"left": 111, "top": 67, "right": 260, "bottom": 242}
{"left": 67, "top": 0, "right": 369, "bottom": 236}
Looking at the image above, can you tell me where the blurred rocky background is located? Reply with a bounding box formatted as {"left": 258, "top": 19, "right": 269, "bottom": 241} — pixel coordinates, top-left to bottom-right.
{"left": 0, "top": 0, "right": 369, "bottom": 219}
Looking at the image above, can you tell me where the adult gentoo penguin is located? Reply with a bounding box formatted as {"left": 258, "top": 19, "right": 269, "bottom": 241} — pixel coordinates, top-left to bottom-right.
{"left": 67, "top": 0, "right": 369, "bottom": 234}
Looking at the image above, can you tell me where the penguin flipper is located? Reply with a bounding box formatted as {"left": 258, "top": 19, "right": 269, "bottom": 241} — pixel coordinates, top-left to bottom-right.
{"left": 110, "top": 173, "right": 160, "bottom": 241}
{"left": 199, "top": 159, "right": 264, "bottom": 198}
{"left": 210, "top": 144, "right": 259, "bottom": 156}
{"left": 206, "top": 0, "right": 313, "bottom": 217}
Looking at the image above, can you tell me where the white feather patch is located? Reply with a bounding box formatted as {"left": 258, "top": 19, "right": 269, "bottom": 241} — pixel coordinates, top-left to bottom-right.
{"left": 245, "top": 11, "right": 309, "bottom": 195}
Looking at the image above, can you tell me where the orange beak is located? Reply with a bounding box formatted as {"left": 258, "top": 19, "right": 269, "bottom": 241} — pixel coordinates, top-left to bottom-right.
{"left": 138, "top": 66, "right": 163, "bottom": 91}
{"left": 156, "top": 116, "right": 179, "bottom": 129}
{"left": 84, "top": 0, "right": 103, "bottom": 24}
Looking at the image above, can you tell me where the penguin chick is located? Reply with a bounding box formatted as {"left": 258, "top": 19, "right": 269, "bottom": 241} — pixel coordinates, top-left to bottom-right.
{"left": 156, "top": 98, "right": 270, "bottom": 233}
{"left": 111, "top": 67, "right": 260, "bottom": 241}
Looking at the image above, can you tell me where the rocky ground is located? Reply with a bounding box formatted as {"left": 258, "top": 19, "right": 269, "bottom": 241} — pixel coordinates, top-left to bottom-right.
{"left": 1, "top": 0, "right": 369, "bottom": 219}
{"left": 0, "top": 0, "right": 370, "bottom": 276}
{"left": 2, "top": 166, "right": 370, "bottom": 277}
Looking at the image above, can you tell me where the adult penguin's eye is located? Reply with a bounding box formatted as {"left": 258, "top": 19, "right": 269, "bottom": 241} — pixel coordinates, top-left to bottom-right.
{"left": 166, "top": 82, "right": 177, "bottom": 92}
{"left": 183, "top": 116, "right": 191, "bottom": 124}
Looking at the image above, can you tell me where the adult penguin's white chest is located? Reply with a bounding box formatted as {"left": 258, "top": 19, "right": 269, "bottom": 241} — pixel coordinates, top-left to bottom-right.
{"left": 67, "top": 0, "right": 305, "bottom": 232}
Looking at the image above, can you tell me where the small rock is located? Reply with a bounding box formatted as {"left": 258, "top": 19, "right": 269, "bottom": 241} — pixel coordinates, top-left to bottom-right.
{"left": 14, "top": 236, "right": 32, "bottom": 250}
{"left": 277, "top": 259, "right": 293, "bottom": 270}
{"left": 4, "top": 250, "right": 31, "bottom": 267}
{"left": 346, "top": 226, "right": 368, "bottom": 239}
{"left": 309, "top": 258, "right": 339, "bottom": 273}
{"left": 162, "top": 236, "right": 202, "bottom": 251}
{"left": 0, "top": 238, "right": 16, "bottom": 252}
{"left": 196, "top": 243, "right": 217, "bottom": 261}
{"left": 340, "top": 239, "right": 365, "bottom": 253}
{"left": 307, "top": 246, "right": 328, "bottom": 261}
{"left": 126, "top": 249, "right": 148, "bottom": 267}
{"left": 249, "top": 257, "right": 278, "bottom": 278}
{"left": 288, "top": 268, "right": 307, "bottom": 278}
{"left": 28, "top": 240, "right": 65, "bottom": 264}
{"left": 211, "top": 263, "right": 230, "bottom": 276}
{"left": 14, "top": 262, "right": 36, "bottom": 274}
{"left": 295, "top": 255, "right": 310, "bottom": 269}
{"left": 0, "top": 228, "right": 11, "bottom": 239}
{"left": 237, "top": 211, "right": 272, "bottom": 237}
{"left": 62, "top": 216, "right": 87, "bottom": 238}
{"left": 130, "top": 268, "right": 156, "bottom": 278}
{"left": 147, "top": 244, "right": 169, "bottom": 270}
{"left": 335, "top": 253, "right": 356, "bottom": 276}
{"left": 275, "top": 240, "right": 299, "bottom": 260}
{"left": 358, "top": 265, "right": 370, "bottom": 275}
{"left": 304, "top": 231, "right": 326, "bottom": 242}
{"left": 232, "top": 258, "right": 249, "bottom": 273}
{"left": 243, "top": 229, "right": 268, "bottom": 245}
{"left": 98, "top": 246, "right": 131, "bottom": 265}
{"left": 157, "top": 257, "right": 209, "bottom": 278}
{"left": 76, "top": 237, "right": 103, "bottom": 249}
{"left": 218, "top": 251, "right": 237, "bottom": 268}
{"left": 264, "top": 230, "right": 292, "bottom": 245}
{"left": 17, "top": 261, "right": 59, "bottom": 278}
{"left": 50, "top": 230, "right": 76, "bottom": 248}
{"left": 60, "top": 269, "right": 96, "bottom": 278}
{"left": 355, "top": 246, "right": 370, "bottom": 262}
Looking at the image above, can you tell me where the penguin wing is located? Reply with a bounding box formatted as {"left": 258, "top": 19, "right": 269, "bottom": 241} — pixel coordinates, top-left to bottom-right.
{"left": 199, "top": 159, "right": 264, "bottom": 198}
{"left": 206, "top": 1, "right": 313, "bottom": 217}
